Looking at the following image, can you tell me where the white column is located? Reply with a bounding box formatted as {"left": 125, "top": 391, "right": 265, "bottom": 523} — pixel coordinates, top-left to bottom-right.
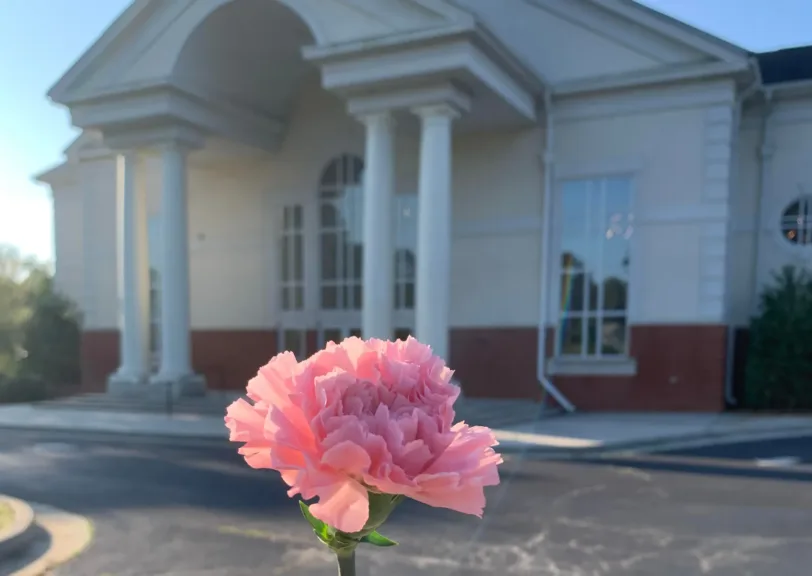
{"left": 360, "top": 112, "right": 396, "bottom": 340}
{"left": 151, "top": 141, "right": 205, "bottom": 395}
{"left": 108, "top": 152, "right": 150, "bottom": 393}
{"left": 413, "top": 105, "right": 457, "bottom": 360}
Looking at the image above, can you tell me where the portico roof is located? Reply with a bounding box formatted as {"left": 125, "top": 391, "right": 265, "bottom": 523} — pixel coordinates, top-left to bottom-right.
{"left": 47, "top": 0, "right": 546, "bottom": 152}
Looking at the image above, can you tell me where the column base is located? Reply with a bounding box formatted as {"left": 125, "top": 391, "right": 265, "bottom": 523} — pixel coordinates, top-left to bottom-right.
{"left": 148, "top": 373, "right": 207, "bottom": 399}
{"left": 107, "top": 372, "right": 148, "bottom": 397}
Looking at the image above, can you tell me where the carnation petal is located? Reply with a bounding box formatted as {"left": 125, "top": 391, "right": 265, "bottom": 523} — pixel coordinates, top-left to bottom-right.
{"left": 251, "top": 351, "right": 299, "bottom": 406}
{"left": 237, "top": 443, "right": 272, "bottom": 469}
{"left": 226, "top": 335, "right": 504, "bottom": 531}
{"left": 308, "top": 478, "right": 370, "bottom": 533}
{"left": 411, "top": 482, "right": 487, "bottom": 517}
{"left": 321, "top": 440, "right": 372, "bottom": 474}
{"left": 225, "top": 398, "right": 266, "bottom": 443}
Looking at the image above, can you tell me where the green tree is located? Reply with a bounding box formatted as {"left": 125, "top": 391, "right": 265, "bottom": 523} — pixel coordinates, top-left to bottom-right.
{"left": 0, "top": 245, "right": 81, "bottom": 402}
{"left": 0, "top": 245, "right": 36, "bottom": 376}
{"left": 17, "top": 269, "right": 81, "bottom": 385}
{"left": 745, "top": 266, "right": 812, "bottom": 410}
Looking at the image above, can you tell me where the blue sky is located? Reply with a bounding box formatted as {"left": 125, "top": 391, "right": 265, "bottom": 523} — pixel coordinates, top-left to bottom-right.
{"left": 1, "top": 0, "right": 811, "bottom": 263}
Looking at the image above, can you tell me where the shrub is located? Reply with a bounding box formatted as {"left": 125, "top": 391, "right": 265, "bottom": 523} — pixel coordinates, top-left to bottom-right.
{"left": 0, "top": 375, "right": 51, "bottom": 404}
{"left": 17, "top": 271, "right": 81, "bottom": 387}
{"left": 745, "top": 266, "right": 812, "bottom": 410}
{"left": 0, "top": 248, "right": 81, "bottom": 394}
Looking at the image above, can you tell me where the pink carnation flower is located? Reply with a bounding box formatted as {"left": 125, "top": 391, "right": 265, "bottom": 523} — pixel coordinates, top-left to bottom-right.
{"left": 225, "top": 336, "right": 503, "bottom": 533}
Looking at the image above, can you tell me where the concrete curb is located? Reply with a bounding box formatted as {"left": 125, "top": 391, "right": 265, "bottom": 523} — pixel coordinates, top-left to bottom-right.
{"left": 0, "top": 496, "right": 37, "bottom": 561}
{"left": 8, "top": 503, "right": 95, "bottom": 576}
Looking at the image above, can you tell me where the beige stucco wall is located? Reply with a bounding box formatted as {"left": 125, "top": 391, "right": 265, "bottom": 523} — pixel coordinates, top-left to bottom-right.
{"left": 52, "top": 180, "right": 84, "bottom": 309}
{"left": 53, "top": 78, "right": 748, "bottom": 336}
{"left": 78, "top": 156, "right": 119, "bottom": 330}
{"left": 730, "top": 98, "right": 812, "bottom": 326}
{"left": 552, "top": 80, "right": 737, "bottom": 326}
{"left": 176, "top": 81, "right": 545, "bottom": 330}
{"left": 52, "top": 79, "right": 546, "bottom": 332}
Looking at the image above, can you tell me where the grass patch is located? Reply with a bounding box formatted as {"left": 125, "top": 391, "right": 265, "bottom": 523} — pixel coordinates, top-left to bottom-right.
{"left": 0, "top": 501, "right": 14, "bottom": 533}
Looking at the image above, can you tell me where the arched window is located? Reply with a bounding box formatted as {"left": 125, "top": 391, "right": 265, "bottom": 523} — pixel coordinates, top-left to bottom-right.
{"left": 781, "top": 197, "right": 812, "bottom": 246}
{"left": 319, "top": 155, "right": 364, "bottom": 310}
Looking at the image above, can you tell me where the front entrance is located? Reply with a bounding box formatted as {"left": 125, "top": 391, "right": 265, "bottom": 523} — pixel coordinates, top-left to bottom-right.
{"left": 274, "top": 153, "right": 417, "bottom": 358}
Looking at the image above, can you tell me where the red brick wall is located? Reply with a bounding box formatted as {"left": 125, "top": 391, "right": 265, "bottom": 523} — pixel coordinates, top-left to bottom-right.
{"left": 81, "top": 324, "right": 728, "bottom": 411}
{"left": 449, "top": 327, "right": 542, "bottom": 401}
{"left": 191, "top": 330, "right": 277, "bottom": 390}
{"left": 80, "top": 330, "right": 119, "bottom": 393}
{"left": 543, "top": 325, "right": 727, "bottom": 412}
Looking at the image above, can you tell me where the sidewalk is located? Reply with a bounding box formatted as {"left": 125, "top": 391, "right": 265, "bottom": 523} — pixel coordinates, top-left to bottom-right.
{"left": 0, "top": 402, "right": 810, "bottom": 455}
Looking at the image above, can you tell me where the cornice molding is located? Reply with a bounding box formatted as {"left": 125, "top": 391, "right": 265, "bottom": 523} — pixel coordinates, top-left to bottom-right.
{"left": 553, "top": 60, "right": 749, "bottom": 98}
{"left": 555, "top": 79, "right": 736, "bottom": 122}
{"left": 66, "top": 81, "right": 286, "bottom": 152}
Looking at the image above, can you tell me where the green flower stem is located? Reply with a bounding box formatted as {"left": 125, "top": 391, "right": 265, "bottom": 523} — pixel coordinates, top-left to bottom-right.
{"left": 335, "top": 549, "right": 356, "bottom": 576}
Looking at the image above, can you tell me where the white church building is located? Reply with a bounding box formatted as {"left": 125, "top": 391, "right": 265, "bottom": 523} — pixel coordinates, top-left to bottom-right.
{"left": 36, "top": 0, "right": 812, "bottom": 411}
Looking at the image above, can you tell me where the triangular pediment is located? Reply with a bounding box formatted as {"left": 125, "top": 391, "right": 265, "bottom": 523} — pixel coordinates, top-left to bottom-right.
{"left": 48, "top": 0, "right": 471, "bottom": 105}
{"left": 454, "top": 0, "right": 748, "bottom": 87}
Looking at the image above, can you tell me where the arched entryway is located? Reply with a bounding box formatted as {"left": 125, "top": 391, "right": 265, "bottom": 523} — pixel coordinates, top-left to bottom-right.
{"left": 276, "top": 153, "right": 418, "bottom": 358}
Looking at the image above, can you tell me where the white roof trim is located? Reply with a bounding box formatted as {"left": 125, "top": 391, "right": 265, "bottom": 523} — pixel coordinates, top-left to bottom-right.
{"left": 33, "top": 162, "right": 77, "bottom": 187}
{"left": 48, "top": 0, "right": 155, "bottom": 103}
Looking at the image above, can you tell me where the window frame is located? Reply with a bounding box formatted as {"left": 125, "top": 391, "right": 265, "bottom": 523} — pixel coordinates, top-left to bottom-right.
{"left": 553, "top": 175, "right": 635, "bottom": 361}
{"left": 147, "top": 215, "right": 162, "bottom": 369}
{"left": 318, "top": 154, "right": 365, "bottom": 313}
{"left": 779, "top": 195, "right": 812, "bottom": 247}
{"left": 280, "top": 204, "right": 305, "bottom": 312}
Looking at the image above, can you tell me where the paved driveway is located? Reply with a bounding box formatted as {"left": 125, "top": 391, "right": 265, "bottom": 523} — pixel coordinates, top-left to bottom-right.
{"left": 0, "top": 429, "right": 811, "bottom": 575}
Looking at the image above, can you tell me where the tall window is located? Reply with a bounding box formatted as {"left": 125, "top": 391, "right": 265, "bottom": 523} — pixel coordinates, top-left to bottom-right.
{"left": 557, "top": 177, "right": 633, "bottom": 358}
{"left": 147, "top": 215, "right": 162, "bottom": 360}
{"left": 394, "top": 194, "right": 417, "bottom": 310}
{"left": 280, "top": 205, "right": 304, "bottom": 310}
{"left": 319, "top": 155, "right": 365, "bottom": 310}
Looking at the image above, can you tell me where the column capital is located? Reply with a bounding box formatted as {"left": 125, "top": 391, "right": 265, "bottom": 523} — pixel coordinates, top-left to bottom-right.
{"left": 411, "top": 103, "right": 463, "bottom": 122}
{"left": 347, "top": 81, "right": 471, "bottom": 120}
{"left": 118, "top": 149, "right": 140, "bottom": 162}
{"left": 355, "top": 110, "right": 396, "bottom": 129}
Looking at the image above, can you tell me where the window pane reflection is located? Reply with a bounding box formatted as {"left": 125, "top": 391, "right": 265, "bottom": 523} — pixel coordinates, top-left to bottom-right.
{"left": 319, "top": 155, "right": 364, "bottom": 311}
{"left": 557, "top": 177, "right": 632, "bottom": 357}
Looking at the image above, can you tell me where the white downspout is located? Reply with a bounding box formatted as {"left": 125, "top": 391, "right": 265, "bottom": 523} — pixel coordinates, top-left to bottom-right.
{"left": 724, "top": 60, "right": 765, "bottom": 406}
{"left": 537, "top": 92, "right": 576, "bottom": 413}
{"left": 743, "top": 85, "right": 774, "bottom": 392}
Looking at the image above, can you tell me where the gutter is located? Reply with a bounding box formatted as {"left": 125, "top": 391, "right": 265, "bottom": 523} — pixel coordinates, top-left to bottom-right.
{"left": 537, "top": 91, "right": 576, "bottom": 413}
